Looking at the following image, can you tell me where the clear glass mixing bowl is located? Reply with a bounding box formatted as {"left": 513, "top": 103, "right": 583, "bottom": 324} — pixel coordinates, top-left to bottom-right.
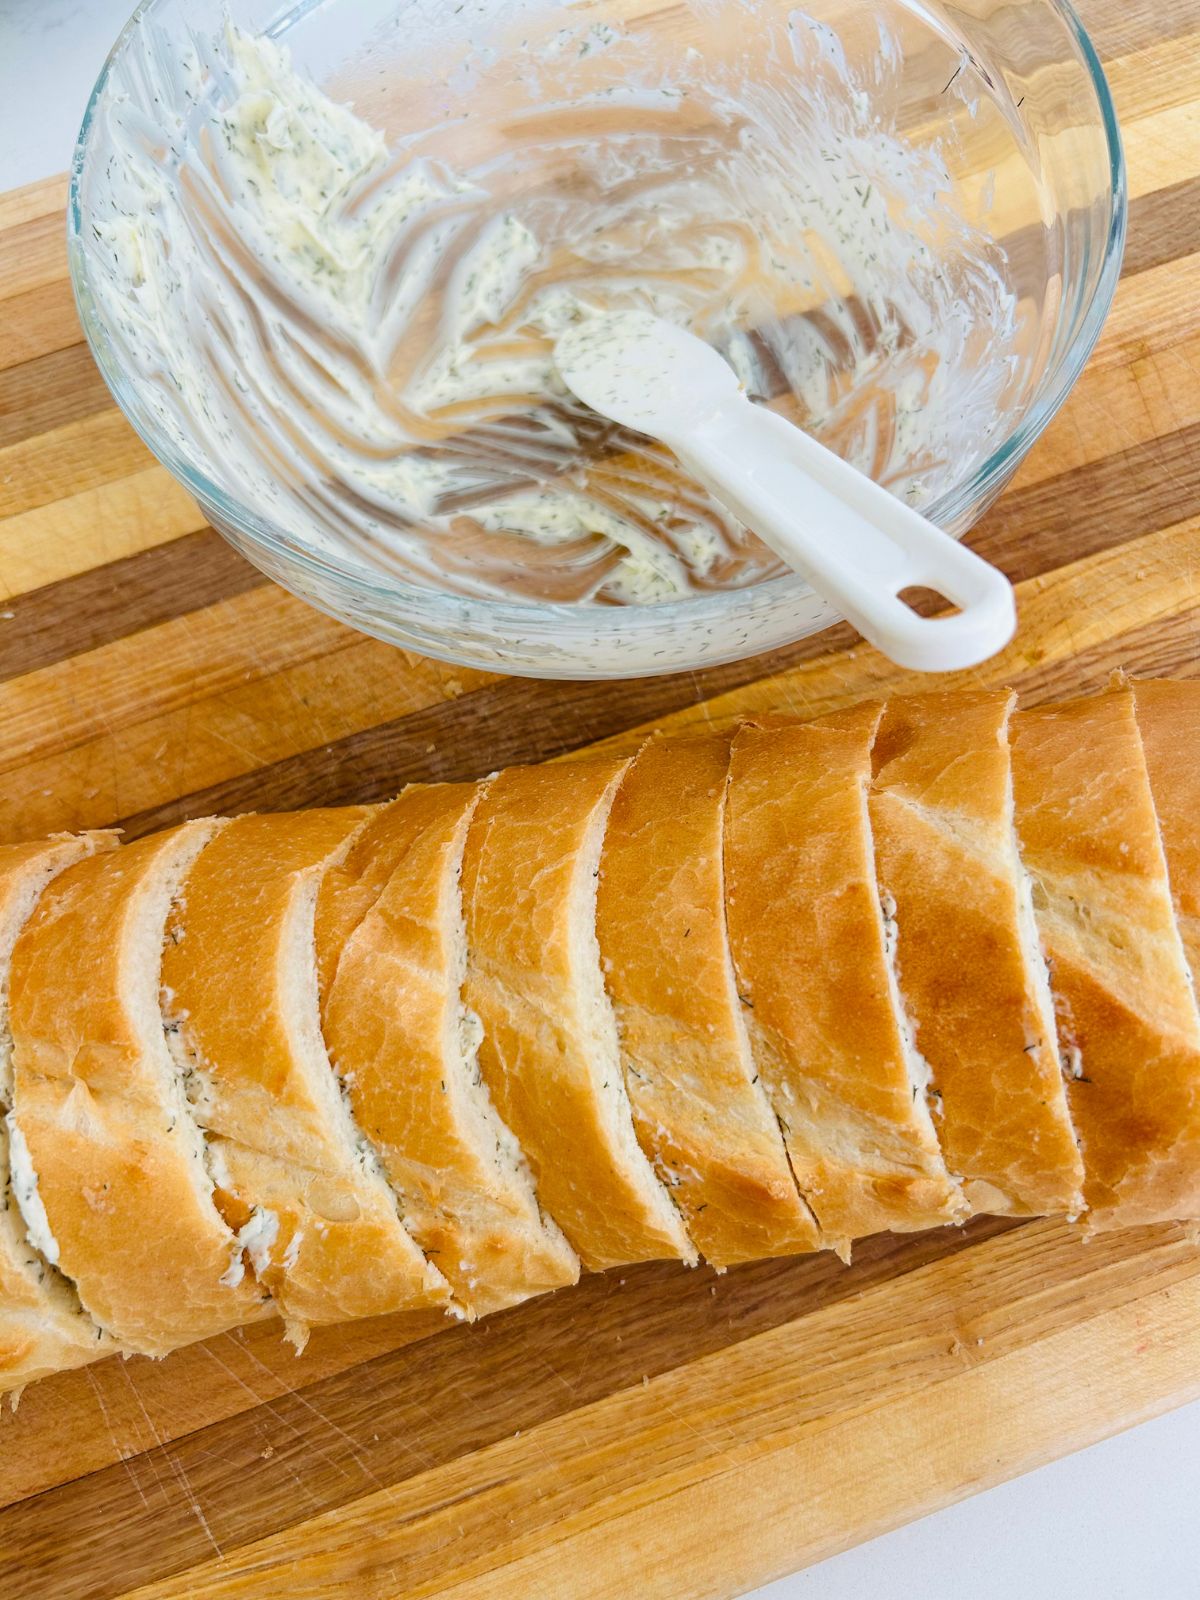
{"left": 69, "top": 0, "right": 1125, "bottom": 680}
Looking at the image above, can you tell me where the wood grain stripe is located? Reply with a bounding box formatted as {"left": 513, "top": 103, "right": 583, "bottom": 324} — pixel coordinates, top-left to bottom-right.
{"left": 218, "top": 1266, "right": 1199, "bottom": 1600}
{"left": 0, "top": 340, "right": 113, "bottom": 450}
{"left": 1083, "top": 0, "right": 1200, "bottom": 58}
{"left": 982, "top": 419, "right": 1200, "bottom": 575}
{"left": 0, "top": 466, "right": 208, "bottom": 602}
{"left": 0, "top": 277, "right": 79, "bottom": 372}
{"left": 0, "top": 529, "right": 263, "bottom": 684}
{"left": 0, "top": 240, "right": 1193, "bottom": 673}
{"left": 0, "top": 211, "right": 65, "bottom": 301}
{"left": 1, "top": 1224, "right": 1016, "bottom": 1593}
{"left": 0, "top": 1307, "right": 454, "bottom": 1511}
{"left": 92, "top": 510, "right": 1198, "bottom": 836}
{"left": 1124, "top": 175, "right": 1200, "bottom": 276}
{"left": 0, "top": 176, "right": 67, "bottom": 233}
{"left": 52, "top": 1219, "right": 1196, "bottom": 1600}
{"left": 0, "top": 409, "right": 152, "bottom": 520}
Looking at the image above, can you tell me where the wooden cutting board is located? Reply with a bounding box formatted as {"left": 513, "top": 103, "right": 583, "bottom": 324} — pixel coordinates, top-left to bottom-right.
{"left": 2, "top": 3, "right": 1199, "bottom": 1594}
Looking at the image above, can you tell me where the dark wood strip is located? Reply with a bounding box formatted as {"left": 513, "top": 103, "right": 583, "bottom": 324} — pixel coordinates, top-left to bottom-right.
{"left": 0, "top": 529, "right": 266, "bottom": 684}
{"left": 109, "top": 418, "right": 1200, "bottom": 837}
{"left": 1011, "top": 602, "right": 1200, "bottom": 703}
{"left": 979, "top": 419, "right": 1200, "bottom": 579}
{"left": 0, "top": 1217, "right": 1017, "bottom": 1600}
{"left": 0, "top": 342, "right": 112, "bottom": 450}
{"left": 1124, "top": 176, "right": 1200, "bottom": 278}
{"left": 113, "top": 624, "right": 862, "bottom": 835}
{"left": 0, "top": 394, "right": 1181, "bottom": 693}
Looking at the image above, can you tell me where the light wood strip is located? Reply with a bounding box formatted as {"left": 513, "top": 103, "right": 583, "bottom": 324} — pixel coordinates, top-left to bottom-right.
{"left": 104, "top": 1221, "right": 1200, "bottom": 1600}
{"left": 0, "top": 1223, "right": 998, "bottom": 1517}
{"left": 0, "top": 584, "right": 352, "bottom": 776}
{"left": 0, "top": 409, "right": 152, "bottom": 520}
{"left": 0, "top": 1309, "right": 447, "bottom": 1510}
{"left": 109, "top": 516, "right": 1200, "bottom": 839}
{"left": 0, "top": 176, "right": 67, "bottom": 233}
{"left": 408, "top": 1275, "right": 1200, "bottom": 1600}
{"left": 1086, "top": 253, "right": 1200, "bottom": 370}
{"left": 1083, "top": 0, "right": 1200, "bottom": 59}
{"left": 0, "top": 211, "right": 66, "bottom": 301}
{"left": 1126, "top": 98, "right": 1200, "bottom": 199}
{"left": 1004, "top": 328, "right": 1200, "bottom": 491}
{"left": 0, "top": 277, "right": 80, "bottom": 372}
{"left": 0, "top": 466, "right": 206, "bottom": 601}
{"left": 0, "top": 611, "right": 489, "bottom": 843}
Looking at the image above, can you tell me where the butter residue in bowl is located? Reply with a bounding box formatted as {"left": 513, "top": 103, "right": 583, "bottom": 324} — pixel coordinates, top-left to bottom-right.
{"left": 84, "top": 10, "right": 1017, "bottom": 605}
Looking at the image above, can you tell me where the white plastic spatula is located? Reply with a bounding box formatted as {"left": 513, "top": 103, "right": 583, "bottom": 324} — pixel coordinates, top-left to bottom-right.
{"left": 554, "top": 311, "right": 1016, "bottom": 672}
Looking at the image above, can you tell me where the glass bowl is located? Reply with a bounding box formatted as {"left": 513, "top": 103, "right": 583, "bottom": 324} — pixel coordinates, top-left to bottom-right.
{"left": 68, "top": 0, "right": 1125, "bottom": 680}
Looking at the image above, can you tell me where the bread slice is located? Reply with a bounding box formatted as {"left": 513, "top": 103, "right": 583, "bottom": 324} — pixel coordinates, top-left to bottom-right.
{"left": 1011, "top": 686, "right": 1200, "bottom": 1227}
{"left": 725, "top": 704, "right": 965, "bottom": 1254}
{"left": 461, "top": 759, "right": 694, "bottom": 1271}
{"left": 870, "top": 690, "right": 1084, "bottom": 1217}
{"left": 317, "top": 784, "right": 579, "bottom": 1316}
{"left": 0, "top": 835, "right": 120, "bottom": 1390}
{"left": 9, "top": 823, "right": 268, "bottom": 1356}
{"left": 161, "top": 809, "right": 452, "bottom": 1332}
{"left": 596, "top": 734, "right": 820, "bottom": 1264}
{"left": 1132, "top": 679, "right": 1200, "bottom": 993}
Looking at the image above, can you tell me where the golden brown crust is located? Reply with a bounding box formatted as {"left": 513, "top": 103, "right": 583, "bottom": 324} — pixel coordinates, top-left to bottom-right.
{"left": 596, "top": 734, "right": 819, "bottom": 1264}
{"left": 10, "top": 825, "right": 268, "bottom": 1356}
{"left": 0, "top": 834, "right": 120, "bottom": 1388}
{"left": 462, "top": 759, "right": 693, "bottom": 1271}
{"left": 1011, "top": 687, "right": 1200, "bottom": 1227}
{"left": 725, "top": 704, "right": 964, "bottom": 1251}
{"left": 870, "top": 691, "right": 1084, "bottom": 1217}
{"left": 1132, "top": 680, "right": 1200, "bottom": 994}
{"left": 162, "top": 809, "right": 452, "bottom": 1327}
{"left": 319, "top": 784, "right": 579, "bottom": 1316}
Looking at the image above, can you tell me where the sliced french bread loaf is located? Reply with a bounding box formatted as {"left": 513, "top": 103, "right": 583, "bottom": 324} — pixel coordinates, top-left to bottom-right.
{"left": 0, "top": 835, "right": 120, "bottom": 1389}
{"left": 161, "top": 810, "right": 452, "bottom": 1333}
{"left": 725, "top": 704, "right": 966, "bottom": 1253}
{"left": 1011, "top": 686, "right": 1200, "bottom": 1227}
{"left": 317, "top": 784, "right": 579, "bottom": 1317}
{"left": 870, "top": 690, "right": 1084, "bottom": 1217}
{"left": 9, "top": 823, "right": 268, "bottom": 1356}
{"left": 596, "top": 734, "right": 820, "bottom": 1265}
{"left": 461, "top": 759, "right": 694, "bottom": 1271}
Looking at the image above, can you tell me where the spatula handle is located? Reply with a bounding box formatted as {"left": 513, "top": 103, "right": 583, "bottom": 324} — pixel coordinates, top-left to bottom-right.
{"left": 672, "top": 401, "right": 1016, "bottom": 673}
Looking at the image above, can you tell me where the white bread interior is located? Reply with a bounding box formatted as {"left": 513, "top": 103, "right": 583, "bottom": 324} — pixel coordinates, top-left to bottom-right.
{"left": 9, "top": 823, "right": 268, "bottom": 1356}
{"left": 596, "top": 734, "right": 820, "bottom": 1265}
{"left": 0, "top": 836, "right": 121, "bottom": 1390}
{"left": 869, "top": 691, "right": 1084, "bottom": 1218}
{"left": 1012, "top": 687, "right": 1200, "bottom": 1228}
{"left": 462, "top": 759, "right": 694, "bottom": 1271}
{"left": 161, "top": 810, "right": 452, "bottom": 1335}
{"left": 319, "top": 784, "right": 579, "bottom": 1317}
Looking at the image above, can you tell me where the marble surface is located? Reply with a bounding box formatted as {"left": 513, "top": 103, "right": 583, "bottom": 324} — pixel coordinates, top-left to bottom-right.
{"left": 1, "top": 2, "right": 1198, "bottom": 1596}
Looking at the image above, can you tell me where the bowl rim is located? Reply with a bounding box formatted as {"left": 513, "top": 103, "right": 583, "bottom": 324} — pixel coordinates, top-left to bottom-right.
{"left": 66, "top": 0, "right": 1128, "bottom": 644}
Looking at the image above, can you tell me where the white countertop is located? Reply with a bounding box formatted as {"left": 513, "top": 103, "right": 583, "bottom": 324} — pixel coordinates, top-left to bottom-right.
{"left": 3, "top": 2, "right": 1198, "bottom": 1594}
